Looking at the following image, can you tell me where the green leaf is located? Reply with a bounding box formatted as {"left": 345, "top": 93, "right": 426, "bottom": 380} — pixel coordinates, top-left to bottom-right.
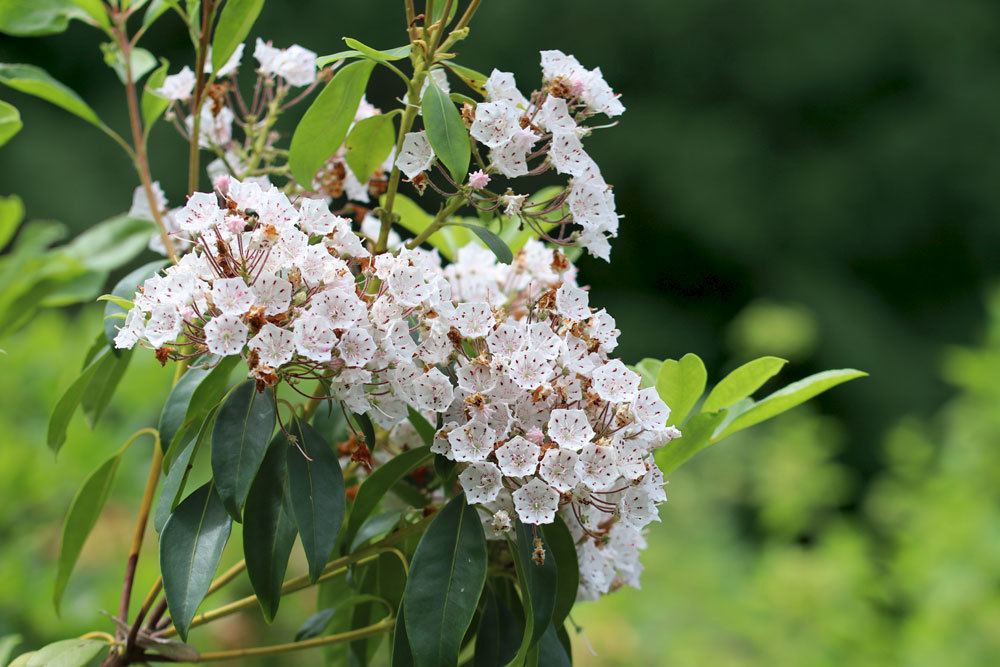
{"left": 23, "top": 638, "right": 105, "bottom": 667}
{"left": 48, "top": 347, "right": 112, "bottom": 454}
{"left": 143, "top": 0, "right": 173, "bottom": 27}
{"left": 141, "top": 58, "right": 171, "bottom": 133}
{"left": 509, "top": 520, "right": 557, "bottom": 662}
{"left": 442, "top": 62, "right": 487, "bottom": 97}
{"left": 164, "top": 356, "right": 240, "bottom": 466}
{"left": 286, "top": 418, "right": 346, "bottom": 582}
{"left": 0, "top": 63, "right": 104, "bottom": 129}
{"left": 341, "top": 38, "right": 411, "bottom": 63}
{"left": 391, "top": 606, "right": 414, "bottom": 667}
{"left": 473, "top": 588, "right": 521, "bottom": 667}
{"left": 655, "top": 409, "right": 728, "bottom": 477}
{"left": 407, "top": 406, "right": 435, "bottom": 446}
{"left": 101, "top": 42, "right": 157, "bottom": 85}
{"left": 289, "top": 60, "right": 375, "bottom": 186}
{"left": 350, "top": 509, "right": 404, "bottom": 551}
{"left": 159, "top": 362, "right": 215, "bottom": 453}
{"left": 63, "top": 214, "right": 152, "bottom": 272}
{"left": 403, "top": 494, "right": 487, "bottom": 667}
{"left": 352, "top": 411, "right": 377, "bottom": 451}
{"left": 421, "top": 77, "right": 470, "bottom": 181}
{"left": 655, "top": 353, "right": 707, "bottom": 427}
{"left": 154, "top": 414, "right": 209, "bottom": 533}
{"left": 701, "top": 356, "right": 787, "bottom": 414}
{"left": 0, "top": 0, "right": 95, "bottom": 36}
{"left": 0, "top": 193, "right": 25, "bottom": 251}
{"left": 80, "top": 346, "right": 131, "bottom": 427}
{"left": 633, "top": 358, "right": 663, "bottom": 390}
{"left": 429, "top": 0, "right": 459, "bottom": 26}
{"left": 103, "top": 260, "right": 166, "bottom": 351}
{"left": 0, "top": 99, "right": 22, "bottom": 147}
{"left": 244, "top": 440, "right": 297, "bottom": 622}
{"left": 449, "top": 222, "right": 512, "bottom": 263}
{"left": 211, "top": 381, "right": 276, "bottom": 520}
{"left": 315, "top": 49, "right": 363, "bottom": 68}
{"left": 343, "top": 445, "right": 432, "bottom": 548}
{"left": 536, "top": 624, "right": 571, "bottom": 667}
{"left": 542, "top": 518, "right": 578, "bottom": 628}
{"left": 295, "top": 594, "right": 392, "bottom": 641}
{"left": 160, "top": 482, "right": 233, "bottom": 641}
{"left": 345, "top": 112, "right": 396, "bottom": 182}
{"left": 52, "top": 453, "right": 121, "bottom": 614}
{"left": 0, "top": 634, "right": 21, "bottom": 666}
{"left": 713, "top": 369, "right": 868, "bottom": 441}
{"left": 211, "top": 0, "right": 262, "bottom": 73}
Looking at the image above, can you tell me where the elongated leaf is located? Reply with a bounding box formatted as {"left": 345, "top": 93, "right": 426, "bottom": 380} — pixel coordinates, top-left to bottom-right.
{"left": 295, "top": 594, "right": 391, "bottom": 641}
{"left": 542, "top": 518, "right": 578, "bottom": 628}
{"left": 403, "top": 494, "right": 487, "bottom": 667}
{"left": 352, "top": 411, "right": 377, "bottom": 450}
{"left": 656, "top": 410, "right": 728, "bottom": 476}
{"left": 0, "top": 634, "right": 21, "bottom": 666}
{"left": 0, "top": 63, "right": 104, "bottom": 128}
{"left": 160, "top": 482, "right": 233, "bottom": 641}
{"left": 244, "top": 441, "right": 297, "bottom": 621}
{"left": 211, "top": 0, "right": 262, "bottom": 72}
{"left": 0, "top": 99, "right": 21, "bottom": 147}
{"left": 473, "top": 587, "right": 522, "bottom": 667}
{"left": 289, "top": 60, "right": 375, "bottom": 185}
{"left": 350, "top": 509, "right": 404, "bottom": 551}
{"left": 655, "top": 353, "right": 707, "bottom": 427}
{"left": 0, "top": 194, "right": 25, "bottom": 254}
{"left": 701, "top": 356, "right": 787, "bottom": 414}
{"left": 101, "top": 42, "right": 157, "bottom": 85}
{"left": 537, "top": 624, "right": 571, "bottom": 667}
{"left": 141, "top": 58, "right": 170, "bottom": 132}
{"left": 104, "top": 260, "right": 167, "bottom": 350}
{"left": 422, "top": 77, "right": 470, "bottom": 181}
{"left": 509, "top": 520, "right": 557, "bottom": 662}
{"left": 165, "top": 356, "right": 241, "bottom": 465}
{"left": 342, "top": 38, "right": 411, "bottom": 63}
{"left": 429, "top": 0, "right": 459, "bottom": 26}
{"left": 443, "top": 62, "right": 487, "bottom": 96}
{"left": 449, "top": 222, "right": 512, "bottom": 263}
{"left": 159, "top": 364, "right": 214, "bottom": 452}
{"left": 80, "top": 347, "right": 131, "bottom": 426}
{"left": 392, "top": 606, "right": 414, "bottom": 667}
{"left": 713, "top": 369, "right": 868, "bottom": 441}
{"left": 48, "top": 347, "right": 112, "bottom": 454}
{"left": 53, "top": 452, "right": 121, "bottom": 613}
{"left": 63, "top": 214, "right": 151, "bottom": 272}
{"left": 154, "top": 415, "right": 207, "bottom": 534}
{"left": 407, "top": 406, "right": 435, "bottom": 446}
{"left": 0, "top": 0, "right": 94, "bottom": 36}
{"left": 212, "top": 381, "right": 276, "bottom": 520}
{"left": 24, "top": 638, "right": 105, "bottom": 667}
{"left": 343, "top": 445, "right": 432, "bottom": 548}
{"left": 286, "top": 418, "right": 346, "bottom": 582}
{"left": 345, "top": 112, "right": 396, "bottom": 182}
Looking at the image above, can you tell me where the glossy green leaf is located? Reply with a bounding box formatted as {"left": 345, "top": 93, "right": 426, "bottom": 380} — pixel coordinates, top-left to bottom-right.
{"left": 701, "top": 356, "right": 787, "bottom": 414}
{"left": 63, "top": 214, "right": 152, "bottom": 272}
{"left": 165, "top": 356, "right": 240, "bottom": 466}
{"left": 211, "top": 381, "right": 276, "bottom": 520}
{"left": 656, "top": 410, "right": 728, "bottom": 476}
{"left": 449, "top": 222, "right": 512, "bottom": 263}
{"left": 211, "top": 0, "right": 262, "bottom": 73}
{"left": 141, "top": 58, "right": 170, "bottom": 132}
{"left": 421, "top": 77, "right": 470, "bottom": 181}
{"left": 713, "top": 369, "right": 868, "bottom": 441}
{"left": 80, "top": 347, "right": 131, "bottom": 427}
{"left": 429, "top": 0, "right": 459, "bottom": 26}
{"left": 315, "top": 50, "right": 363, "bottom": 67}
{"left": 345, "top": 112, "right": 396, "bottom": 182}
{"left": 0, "top": 0, "right": 95, "bottom": 36}
{"left": 160, "top": 482, "right": 233, "bottom": 641}
{"left": 403, "top": 494, "right": 487, "bottom": 667}
{"left": 143, "top": 0, "right": 173, "bottom": 27}
{"left": 509, "top": 520, "right": 557, "bottom": 662}
{"left": 343, "top": 445, "right": 432, "bottom": 548}
{"left": 53, "top": 452, "right": 121, "bottom": 613}
{"left": 341, "top": 38, "right": 411, "bottom": 63}
{"left": 443, "top": 62, "right": 487, "bottom": 96}
{"left": 391, "top": 606, "right": 414, "bottom": 667}
{"left": 473, "top": 588, "right": 521, "bottom": 667}
{"left": 0, "top": 194, "right": 25, "bottom": 252}
{"left": 0, "top": 64, "right": 103, "bottom": 129}
{"left": 537, "top": 624, "right": 571, "bottom": 667}
{"left": 286, "top": 418, "right": 346, "bottom": 582}
{"left": 103, "top": 260, "right": 167, "bottom": 351}
{"left": 23, "top": 638, "right": 105, "bottom": 667}
{"left": 352, "top": 411, "right": 377, "bottom": 450}
{"left": 101, "top": 42, "right": 157, "bottom": 85}
{"left": 0, "top": 99, "right": 22, "bottom": 147}
{"left": 244, "top": 440, "right": 297, "bottom": 621}
{"left": 655, "top": 353, "right": 707, "bottom": 427}
{"left": 289, "top": 60, "right": 375, "bottom": 185}
{"left": 48, "top": 346, "right": 112, "bottom": 454}
{"left": 159, "top": 363, "right": 215, "bottom": 453}
{"left": 295, "top": 594, "right": 391, "bottom": 641}
{"left": 154, "top": 414, "right": 209, "bottom": 534}
{"left": 542, "top": 518, "right": 578, "bottom": 628}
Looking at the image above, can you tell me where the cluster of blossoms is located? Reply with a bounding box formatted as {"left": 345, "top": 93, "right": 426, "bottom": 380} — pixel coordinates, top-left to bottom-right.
{"left": 115, "top": 171, "right": 678, "bottom": 600}
{"left": 396, "top": 50, "right": 624, "bottom": 260}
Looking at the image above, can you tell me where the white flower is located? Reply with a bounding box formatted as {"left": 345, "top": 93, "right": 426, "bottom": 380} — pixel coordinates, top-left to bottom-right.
{"left": 550, "top": 132, "right": 595, "bottom": 177}
{"left": 114, "top": 308, "right": 146, "bottom": 349}
{"left": 255, "top": 39, "right": 317, "bottom": 86}
{"left": 539, "top": 448, "right": 580, "bottom": 492}
{"left": 206, "top": 43, "right": 244, "bottom": 77}
{"left": 470, "top": 101, "right": 520, "bottom": 149}
{"left": 204, "top": 313, "right": 248, "bottom": 356}
{"left": 254, "top": 38, "right": 281, "bottom": 72}
{"left": 547, "top": 409, "right": 595, "bottom": 451}
{"left": 615, "top": 440, "right": 648, "bottom": 481}
{"left": 293, "top": 313, "right": 337, "bottom": 362}
{"left": 458, "top": 462, "right": 504, "bottom": 504}
{"left": 506, "top": 347, "right": 553, "bottom": 390}
{"left": 145, "top": 305, "right": 182, "bottom": 347}
{"left": 452, "top": 302, "right": 494, "bottom": 338}
{"left": 555, "top": 283, "right": 590, "bottom": 320}
{"left": 490, "top": 127, "right": 539, "bottom": 178}
{"left": 128, "top": 181, "right": 168, "bottom": 221}
{"left": 619, "top": 486, "right": 659, "bottom": 529}
{"left": 337, "top": 328, "right": 376, "bottom": 367}
{"left": 248, "top": 322, "right": 294, "bottom": 367}
{"left": 484, "top": 69, "right": 528, "bottom": 107}
{"left": 575, "top": 443, "right": 620, "bottom": 491}
{"left": 298, "top": 198, "right": 337, "bottom": 234}
{"left": 211, "top": 278, "right": 256, "bottom": 315}
{"left": 489, "top": 509, "right": 513, "bottom": 535}
{"left": 311, "top": 288, "right": 366, "bottom": 329}
{"left": 253, "top": 273, "right": 292, "bottom": 315}
{"left": 502, "top": 192, "right": 527, "bottom": 216}
{"left": 632, "top": 387, "right": 670, "bottom": 430}
{"left": 395, "top": 131, "right": 434, "bottom": 178}
{"left": 448, "top": 420, "right": 497, "bottom": 462}
{"left": 495, "top": 435, "right": 541, "bottom": 477}
{"left": 179, "top": 192, "right": 223, "bottom": 233}
{"left": 412, "top": 368, "right": 455, "bottom": 412}
{"left": 536, "top": 96, "right": 576, "bottom": 133}
{"left": 591, "top": 359, "right": 640, "bottom": 403}
{"left": 156, "top": 66, "right": 195, "bottom": 101}
{"left": 512, "top": 477, "right": 560, "bottom": 525}
{"left": 186, "top": 105, "right": 235, "bottom": 148}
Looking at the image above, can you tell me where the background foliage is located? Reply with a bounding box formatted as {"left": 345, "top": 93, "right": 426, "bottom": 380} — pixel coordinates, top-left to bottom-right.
{"left": 1, "top": 0, "right": 998, "bottom": 664}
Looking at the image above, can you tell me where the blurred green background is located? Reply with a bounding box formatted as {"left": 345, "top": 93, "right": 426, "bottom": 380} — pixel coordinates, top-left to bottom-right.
{"left": 2, "top": 0, "right": 999, "bottom": 664}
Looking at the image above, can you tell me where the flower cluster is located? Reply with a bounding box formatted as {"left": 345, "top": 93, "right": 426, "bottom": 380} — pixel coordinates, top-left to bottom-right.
{"left": 396, "top": 50, "right": 625, "bottom": 260}
{"left": 115, "top": 171, "right": 677, "bottom": 601}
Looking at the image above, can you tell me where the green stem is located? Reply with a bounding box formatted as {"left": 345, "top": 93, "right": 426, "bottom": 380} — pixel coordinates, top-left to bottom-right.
{"left": 189, "top": 618, "right": 395, "bottom": 662}
{"left": 187, "top": 0, "right": 216, "bottom": 194}
{"left": 406, "top": 195, "right": 465, "bottom": 249}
